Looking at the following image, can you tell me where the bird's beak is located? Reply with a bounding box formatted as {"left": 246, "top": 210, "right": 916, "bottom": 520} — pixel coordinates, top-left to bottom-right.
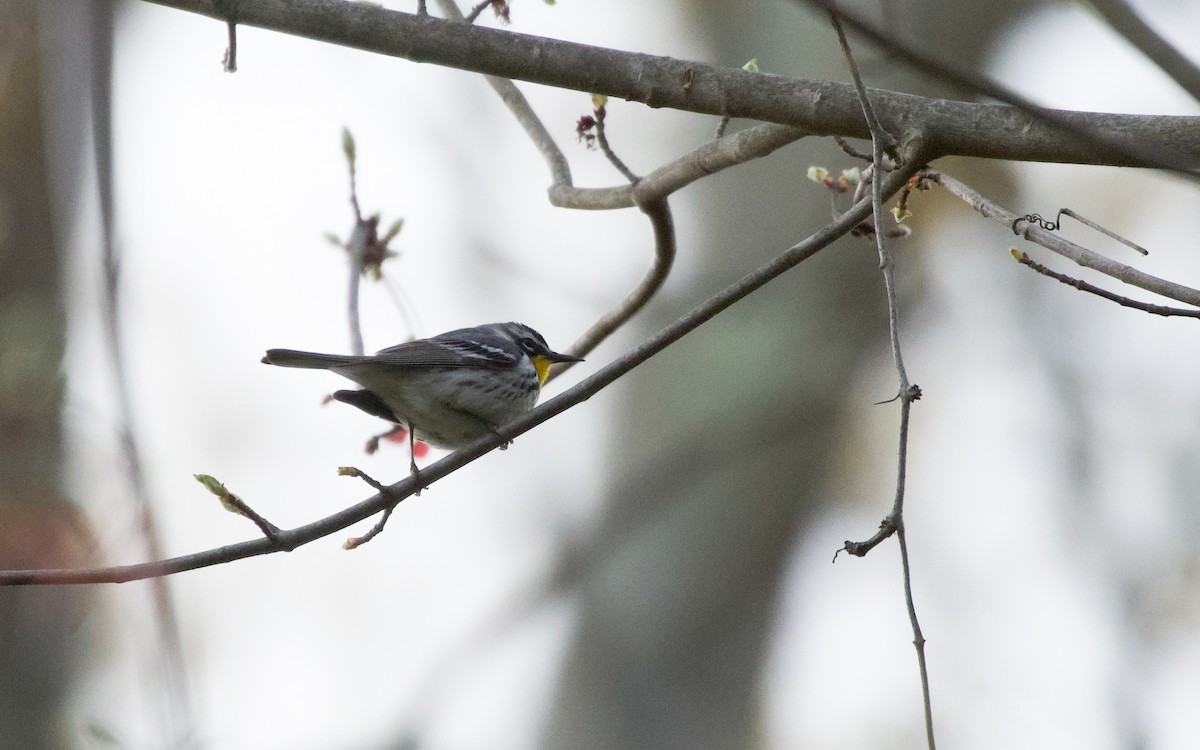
{"left": 532, "top": 351, "right": 583, "bottom": 386}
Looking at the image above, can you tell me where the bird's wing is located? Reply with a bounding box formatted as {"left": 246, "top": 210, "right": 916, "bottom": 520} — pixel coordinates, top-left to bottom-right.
{"left": 368, "top": 337, "right": 514, "bottom": 369}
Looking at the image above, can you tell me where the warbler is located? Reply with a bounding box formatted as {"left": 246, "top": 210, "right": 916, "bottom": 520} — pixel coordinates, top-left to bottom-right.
{"left": 262, "top": 322, "right": 582, "bottom": 475}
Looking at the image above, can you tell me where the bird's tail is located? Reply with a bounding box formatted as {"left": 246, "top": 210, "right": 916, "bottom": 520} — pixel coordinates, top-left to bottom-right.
{"left": 261, "top": 349, "right": 355, "bottom": 369}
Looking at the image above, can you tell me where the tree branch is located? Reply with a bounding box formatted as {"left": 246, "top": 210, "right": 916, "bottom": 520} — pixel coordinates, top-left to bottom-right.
{"left": 927, "top": 169, "right": 1200, "bottom": 308}
{"left": 833, "top": 16, "right": 932, "bottom": 747}
{"left": 1011, "top": 248, "right": 1200, "bottom": 318}
{"left": 139, "top": 0, "right": 1200, "bottom": 169}
{"left": 550, "top": 123, "right": 808, "bottom": 210}
{"left": 0, "top": 141, "right": 932, "bottom": 586}
{"left": 798, "top": 0, "right": 1195, "bottom": 177}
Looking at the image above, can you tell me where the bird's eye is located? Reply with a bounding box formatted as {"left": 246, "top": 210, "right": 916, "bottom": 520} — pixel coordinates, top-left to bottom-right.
{"left": 518, "top": 337, "right": 539, "bottom": 353}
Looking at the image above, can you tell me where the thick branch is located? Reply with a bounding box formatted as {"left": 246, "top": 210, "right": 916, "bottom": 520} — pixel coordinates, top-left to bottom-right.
{"left": 140, "top": 0, "right": 1200, "bottom": 169}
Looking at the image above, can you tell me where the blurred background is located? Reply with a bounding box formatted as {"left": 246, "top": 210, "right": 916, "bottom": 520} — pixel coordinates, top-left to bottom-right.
{"left": 3, "top": 0, "right": 1200, "bottom": 747}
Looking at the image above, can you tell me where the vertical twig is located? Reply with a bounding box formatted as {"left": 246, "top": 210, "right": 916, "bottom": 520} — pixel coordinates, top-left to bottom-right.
{"left": 222, "top": 20, "right": 237, "bottom": 72}
{"left": 213, "top": 0, "right": 239, "bottom": 72}
{"left": 832, "top": 11, "right": 933, "bottom": 749}
{"left": 346, "top": 223, "right": 368, "bottom": 356}
{"left": 592, "top": 98, "right": 640, "bottom": 183}
{"left": 343, "top": 128, "right": 367, "bottom": 355}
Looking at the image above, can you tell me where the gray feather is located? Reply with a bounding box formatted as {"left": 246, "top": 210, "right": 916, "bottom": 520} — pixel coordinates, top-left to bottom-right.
{"left": 261, "top": 349, "right": 356, "bottom": 369}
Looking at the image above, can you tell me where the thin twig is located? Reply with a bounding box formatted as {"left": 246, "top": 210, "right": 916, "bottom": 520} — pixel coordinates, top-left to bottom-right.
{"left": 547, "top": 197, "right": 674, "bottom": 379}
{"left": 342, "top": 128, "right": 368, "bottom": 355}
{"left": 212, "top": 0, "right": 238, "bottom": 72}
{"left": 1023, "top": 208, "right": 1149, "bottom": 257}
{"left": 338, "top": 467, "right": 398, "bottom": 549}
{"left": 833, "top": 134, "right": 872, "bottom": 161}
{"left": 195, "top": 474, "right": 286, "bottom": 545}
{"left": 927, "top": 170, "right": 1200, "bottom": 308}
{"left": 343, "top": 508, "right": 394, "bottom": 549}
{"left": 830, "top": 13, "right": 895, "bottom": 153}
{"left": 223, "top": 20, "right": 237, "bottom": 72}
{"left": 897, "top": 522, "right": 935, "bottom": 750}
{"left": 464, "top": 0, "right": 490, "bottom": 24}
{"left": 1011, "top": 248, "right": 1200, "bottom": 318}
{"left": 435, "top": 0, "right": 571, "bottom": 186}
{"left": 224, "top": 497, "right": 284, "bottom": 545}
{"left": 834, "top": 16, "right": 932, "bottom": 748}
{"left": 346, "top": 220, "right": 369, "bottom": 356}
{"left": 832, "top": 11, "right": 909, "bottom": 388}
{"left": 0, "top": 146, "right": 931, "bottom": 587}
{"left": 593, "top": 101, "right": 639, "bottom": 183}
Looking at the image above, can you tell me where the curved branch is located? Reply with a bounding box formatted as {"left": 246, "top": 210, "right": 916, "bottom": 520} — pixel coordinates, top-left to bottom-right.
{"left": 433, "top": 0, "right": 572, "bottom": 187}
{"left": 141, "top": 0, "right": 1200, "bottom": 170}
{"left": 0, "top": 141, "right": 933, "bottom": 587}
{"left": 550, "top": 123, "right": 808, "bottom": 210}
{"left": 551, "top": 197, "right": 675, "bottom": 378}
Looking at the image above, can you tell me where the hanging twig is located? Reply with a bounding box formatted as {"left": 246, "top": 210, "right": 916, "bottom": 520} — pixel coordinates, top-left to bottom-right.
{"left": 831, "top": 12, "right": 933, "bottom": 749}
{"left": 1011, "top": 248, "right": 1200, "bottom": 318}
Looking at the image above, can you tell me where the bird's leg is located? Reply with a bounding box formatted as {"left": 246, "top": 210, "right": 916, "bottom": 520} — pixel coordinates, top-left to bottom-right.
{"left": 407, "top": 427, "right": 427, "bottom": 495}
{"left": 491, "top": 425, "right": 512, "bottom": 451}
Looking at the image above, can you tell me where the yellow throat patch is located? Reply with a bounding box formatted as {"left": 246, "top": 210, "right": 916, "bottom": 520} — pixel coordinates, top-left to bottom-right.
{"left": 531, "top": 355, "right": 553, "bottom": 386}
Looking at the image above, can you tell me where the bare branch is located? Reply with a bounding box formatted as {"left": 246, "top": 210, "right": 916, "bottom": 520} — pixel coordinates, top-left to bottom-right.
{"left": 551, "top": 123, "right": 807, "bottom": 210}
{"left": 927, "top": 170, "right": 1200, "bottom": 308}
{"left": 0, "top": 144, "right": 932, "bottom": 587}
{"left": 831, "top": 12, "right": 909, "bottom": 388}
{"left": 194, "top": 474, "right": 285, "bottom": 546}
{"left": 833, "top": 16, "right": 931, "bottom": 746}
{"left": 139, "top": 0, "right": 1200, "bottom": 170}
{"left": 212, "top": 0, "right": 238, "bottom": 71}
{"left": 463, "top": 0, "right": 490, "bottom": 24}
{"left": 830, "top": 12, "right": 894, "bottom": 151}
{"left": 434, "top": 0, "right": 572, "bottom": 187}
{"left": 550, "top": 197, "right": 674, "bottom": 377}
{"left": 1011, "top": 248, "right": 1200, "bottom": 318}
{"left": 590, "top": 98, "right": 639, "bottom": 183}
{"left": 1021, "top": 208, "right": 1149, "bottom": 257}
{"left": 897, "top": 520, "right": 935, "bottom": 750}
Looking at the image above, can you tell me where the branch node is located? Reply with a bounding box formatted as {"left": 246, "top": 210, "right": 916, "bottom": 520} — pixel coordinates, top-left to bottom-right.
{"left": 834, "top": 513, "right": 900, "bottom": 561}
{"left": 339, "top": 467, "right": 405, "bottom": 549}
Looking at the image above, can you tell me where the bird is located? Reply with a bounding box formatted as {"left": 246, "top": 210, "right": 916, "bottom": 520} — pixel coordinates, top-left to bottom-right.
{"left": 262, "top": 322, "right": 582, "bottom": 477}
